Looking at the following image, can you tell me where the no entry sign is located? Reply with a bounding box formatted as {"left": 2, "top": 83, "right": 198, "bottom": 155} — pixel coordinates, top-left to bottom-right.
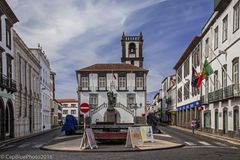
{"left": 80, "top": 103, "right": 90, "bottom": 113}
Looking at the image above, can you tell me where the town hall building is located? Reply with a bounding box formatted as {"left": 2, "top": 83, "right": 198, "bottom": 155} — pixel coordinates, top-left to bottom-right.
{"left": 76, "top": 33, "right": 148, "bottom": 124}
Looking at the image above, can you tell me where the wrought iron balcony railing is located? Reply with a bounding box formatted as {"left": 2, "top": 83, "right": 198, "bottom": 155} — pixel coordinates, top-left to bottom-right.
{"left": 0, "top": 74, "right": 9, "bottom": 88}
{"left": 207, "top": 84, "right": 240, "bottom": 103}
{"left": 9, "top": 79, "right": 17, "bottom": 93}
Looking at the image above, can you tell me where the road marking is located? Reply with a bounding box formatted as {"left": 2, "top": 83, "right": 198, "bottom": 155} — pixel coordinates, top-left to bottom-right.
{"left": 18, "top": 143, "right": 30, "bottom": 148}
{"left": 32, "top": 144, "right": 44, "bottom": 148}
{"left": 214, "top": 142, "right": 228, "bottom": 147}
{"left": 1, "top": 144, "right": 15, "bottom": 149}
{"left": 185, "top": 141, "right": 196, "bottom": 146}
{"left": 159, "top": 134, "right": 172, "bottom": 137}
{"left": 198, "top": 141, "right": 211, "bottom": 146}
{"left": 183, "top": 146, "right": 238, "bottom": 149}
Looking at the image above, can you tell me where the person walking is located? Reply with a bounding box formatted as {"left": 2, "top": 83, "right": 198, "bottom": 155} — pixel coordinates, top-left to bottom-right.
{"left": 191, "top": 119, "right": 196, "bottom": 134}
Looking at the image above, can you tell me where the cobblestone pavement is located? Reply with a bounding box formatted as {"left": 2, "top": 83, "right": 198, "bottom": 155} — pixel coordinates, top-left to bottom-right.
{"left": 0, "top": 126, "right": 239, "bottom": 160}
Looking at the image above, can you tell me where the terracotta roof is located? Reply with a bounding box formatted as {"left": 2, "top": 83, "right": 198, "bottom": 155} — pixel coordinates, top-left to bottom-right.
{"left": 76, "top": 63, "right": 148, "bottom": 72}
{"left": 173, "top": 36, "right": 201, "bottom": 70}
{"left": 56, "top": 99, "right": 79, "bottom": 103}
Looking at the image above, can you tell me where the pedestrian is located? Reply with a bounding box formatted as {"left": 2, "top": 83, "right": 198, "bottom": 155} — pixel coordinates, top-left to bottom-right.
{"left": 191, "top": 119, "right": 196, "bottom": 134}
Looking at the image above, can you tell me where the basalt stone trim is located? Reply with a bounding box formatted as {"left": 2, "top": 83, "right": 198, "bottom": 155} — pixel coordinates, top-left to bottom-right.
{"left": 228, "top": 131, "right": 234, "bottom": 138}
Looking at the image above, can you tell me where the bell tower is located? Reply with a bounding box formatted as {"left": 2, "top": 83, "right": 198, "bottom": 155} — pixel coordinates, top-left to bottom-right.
{"left": 121, "top": 32, "right": 144, "bottom": 68}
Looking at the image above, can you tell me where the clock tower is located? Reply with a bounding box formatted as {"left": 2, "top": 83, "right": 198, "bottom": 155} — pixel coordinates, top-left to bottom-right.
{"left": 121, "top": 32, "right": 144, "bottom": 68}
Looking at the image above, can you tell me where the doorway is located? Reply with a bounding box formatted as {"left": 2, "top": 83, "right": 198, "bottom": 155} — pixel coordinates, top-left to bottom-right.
{"left": 215, "top": 110, "right": 218, "bottom": 132}
{"left": 234, "top": 108, "right": 239, "bottom": 134}
{"left": 223, "top": 109, "right": 228, "bottom": 134}
{"left": 0, "top": 98, "right": 4, "bottom": 140}
{"left": 6, "top": 100, "right": 14, "bottom": 138}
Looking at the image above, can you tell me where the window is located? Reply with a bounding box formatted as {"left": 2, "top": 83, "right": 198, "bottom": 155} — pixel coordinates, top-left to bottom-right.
{"left": 184, "top": 58, "right": 189, "bottom": 78}
{"left": 233, "top": 1, "right": 240, "bottom": 32}
{"left": 89, "top": 94, "right": 98, "bottom": 107}
{"left": 71, "top": 104, "right": 77, "bottom": 108}
{"left": 63, "top": 104, "right": 68, "bottom": 108}
{"left": 214, "top": 71, "right": 219, "bottom": 91}
{"left": 222, "top": 15, "right": 228, "bottom": 42}
{"left": 6, "top": 54, "right": 12, "bottom": 80}
{"left": 5, "top": 19, "right": 11, "bottom": 49}
{"left": 71, "top": 110, "right": 76, "bottom": 114}
{"left": 118, "top": 76, "right": 126, "bottom": 89}
{"left": 205, "top": 38, "right": 209, "bottom": 57}
{"left": 81, "top": 76, "right": 89, "bottom": 89}
{"left": 127, "top": 94, "right": 135, "bottom": 107}
{"left": 232, "top": 58, "right": 239, "bottom": 85}
{"left": 0, "top": 51, "right": 2, "bottom": 75}
{"left": 214, "top": 26, "right": 219, "bottom": 50}
{"left": 184, "top": 81, "right": 190, "bottom": 100}
{"left": 192, "top": 85, "right": 199, "bottom": 97}
{"left": 222, "top": 65, "right": 227, "bottom": 88}
{"left": 136, "top": 76, "right": 143, "bottom": 88}
{"left": 177, "top": 66, "right": 182, "bottom": 84}
{"left": 192, "top": 46, "right": 200, "bottom": 68}
{"left": 63, "top": 110, "right": 68, "bottom": 114}
{"left": 177, "top": 87, "right": 182, "bottom": 102}
{"left": 99, "top": 76, "right": 106, "bottom": 89}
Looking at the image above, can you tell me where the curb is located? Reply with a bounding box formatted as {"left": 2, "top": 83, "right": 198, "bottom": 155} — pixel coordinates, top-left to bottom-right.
{"left": 40, "top": 143, "right": 185, "bottom": 153}
{"left": 169, "top": 125, "right": 240, "bottom": 146}
{"left": 0, "top": 127, "right": 61, "bottom": 149}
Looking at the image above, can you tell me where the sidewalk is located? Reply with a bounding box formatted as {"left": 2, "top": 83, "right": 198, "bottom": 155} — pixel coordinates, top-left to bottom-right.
{"left": 41, "top": 133, "right": 185, "bottom": 152}
{"left": 0, "top": 127, "right": 60, "bottom": 148}
{"left": 170, "top": 125, "right": 240, "bottom": 146}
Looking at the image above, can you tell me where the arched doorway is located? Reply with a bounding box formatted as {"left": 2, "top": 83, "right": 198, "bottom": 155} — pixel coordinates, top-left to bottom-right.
{"left": 6, "top": 100, "right": 14, "bottom": 138}
{"left": 223, "top": 108, "right": 228, "bottom": 134}
{"left": 0, "top": 98, "right": 5, "bottom": 140}
{"left": 233, "top": 106, "right": 239, "bottom": 134}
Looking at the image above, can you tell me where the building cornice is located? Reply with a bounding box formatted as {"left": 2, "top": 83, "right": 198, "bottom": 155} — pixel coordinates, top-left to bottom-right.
{"left": 0, "top": 0, "right": 18, "bottom": 25}
{"left": 173, "top": 36, "right": 201, "bottom": 70}
{"left": 13, "top": 30, "right": 41, "bottom": 69}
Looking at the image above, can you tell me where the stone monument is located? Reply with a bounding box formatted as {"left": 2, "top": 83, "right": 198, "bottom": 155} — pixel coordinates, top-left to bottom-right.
{"left": 104, "top": 91, "right": 117, "bottom": 123}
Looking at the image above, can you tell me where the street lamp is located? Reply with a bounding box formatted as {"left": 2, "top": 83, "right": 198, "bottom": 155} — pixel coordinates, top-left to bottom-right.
{"left": 130, "top": 103, "right": 142, "bottom": 124}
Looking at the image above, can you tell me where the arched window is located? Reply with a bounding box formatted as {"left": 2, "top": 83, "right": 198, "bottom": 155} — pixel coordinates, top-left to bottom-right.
{"left": 128, "top": 43, "right": 136, "bottom": 55}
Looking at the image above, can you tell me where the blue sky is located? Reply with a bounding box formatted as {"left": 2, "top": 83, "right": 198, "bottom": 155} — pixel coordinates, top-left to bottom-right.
{"left": 9, "top": 0, "right": 213, "bottom": 99}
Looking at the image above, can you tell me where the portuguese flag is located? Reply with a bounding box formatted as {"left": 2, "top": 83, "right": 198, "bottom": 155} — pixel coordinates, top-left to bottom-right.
{"left": 196, "top": 59, "right": 213, "bottom": 88}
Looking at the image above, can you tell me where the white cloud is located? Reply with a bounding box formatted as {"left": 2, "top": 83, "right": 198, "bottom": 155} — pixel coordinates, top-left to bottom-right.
{"left": 8, "top": 0, "right": 166, "bottom": 98}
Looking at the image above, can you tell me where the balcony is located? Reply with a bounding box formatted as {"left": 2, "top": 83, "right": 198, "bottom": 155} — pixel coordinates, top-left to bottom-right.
{"left": 208, "top": 88, "right": 223, "bottom": 103}
{"left": 0, "top": 74, "right": 9, "bottom": 89}
{"left": 223, "top": 84, "right": 240, "bottom": 99}
{"left": 9, "top": 79, "right": 17, "bottom": 93}
{"left": 207, "top": 84, "right": 240, "bottom": 103}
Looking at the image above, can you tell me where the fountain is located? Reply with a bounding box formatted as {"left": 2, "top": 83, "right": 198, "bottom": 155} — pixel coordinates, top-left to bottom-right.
{"left": 92, "top": 91, "right": 133, "bottom": 143}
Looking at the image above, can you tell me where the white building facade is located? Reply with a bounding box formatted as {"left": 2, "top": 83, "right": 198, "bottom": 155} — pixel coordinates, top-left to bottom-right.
{"left": 161, "top": 75, "right": 177, "bottom": 124}
{"left": 56, "top": 99, "right": 79, "bottom": 122}
{"left": 13, "top": 31, "right": 41, "bottom": 137}
{"left": 76, "top": 33, "right": 148, "bottom": 124}
{"left": 0, "top": 0, "right": 18, "bottom": 141}
{"left": 174, "top": 37, "right": 203, "bottom": 129}
{"left": 200, "top": 0, "right": 240, "bottom": 137}
{"left": 30, "top": 47, "right": 51, "bottom": 131}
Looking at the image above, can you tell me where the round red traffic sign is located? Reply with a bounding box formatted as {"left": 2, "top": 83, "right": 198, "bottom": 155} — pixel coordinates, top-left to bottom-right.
{"left": 80, "top": 103, "right": 90, "bottom": 113}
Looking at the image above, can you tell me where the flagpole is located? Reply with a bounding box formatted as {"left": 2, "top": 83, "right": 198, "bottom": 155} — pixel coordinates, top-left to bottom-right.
{"left": 207, "top": 44, "right": 233, "bottom": 83}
